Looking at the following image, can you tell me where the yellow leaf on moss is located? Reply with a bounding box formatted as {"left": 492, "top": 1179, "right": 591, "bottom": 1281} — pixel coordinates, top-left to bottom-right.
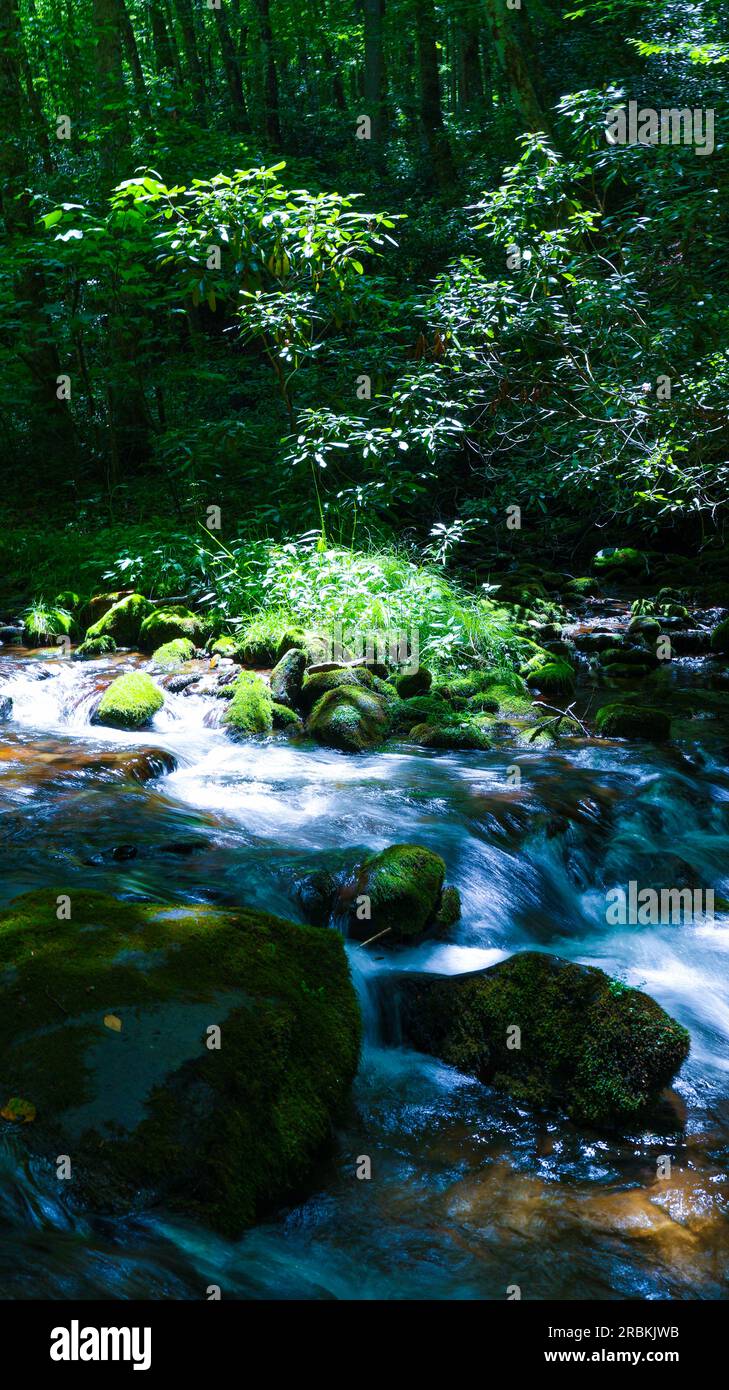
{"left": 1, "top": 1097, "right": 36, "bottom": 1123}
{"left": 104, "top": 1014, "right": 122, "bottom": 1032}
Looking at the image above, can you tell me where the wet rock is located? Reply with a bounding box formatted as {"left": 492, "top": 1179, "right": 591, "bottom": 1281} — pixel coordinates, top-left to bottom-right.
{"left": 151, "top": 638, "right": 196, "bottom": 669}
{"left": 710, "top": 618, "right": 729, "bottom": 655}
{"left": 524, "top": 656, "right": 576, "bottom": 695}
{"left": 592, "top": 547, "right": 652, "bottom": 579}
{"left": 343, "top": 844, "right": 459, "bottom": 944}
{"left": 0, "top": 889, "right": 361, "bottom": 1235}
{"left": 269, "top": 647, "right": 307, "bottom": 708}
{"left": 292, "top": 868, "right": 340, "bottom": 928}
{"left": 410, "top": 721, "right": 492, "bottom": 751}
{"left": 222, "top": 672, "right": 273, "bottom": 737}
{"left": 139, "top": 608, "right": 205, "bottom": 653}
{"left": 599, "top": 644, "right": 658, "bottom": 668}
{"left": 0, "top": 694, "right": 12, "bottom": 720}
{"left": 595, "top": 702, "right": 671, "bottom": 741}
{"left": 272, "top": 702, "right": 303, "bottom": 731}
{"left": 392, "top": 667, "right": 432, "bottom": 699}
{"left": 307, "top": 685, "right": 390, "bottom": 752}
{"left": 92, "top": 672, "right": 164, "bottom": 731}
{"left": 0, "top": 626, "right": 24, "bottom": 645}
{"left": 300, "top": 665, "right": 374, "bottom": 714}
{"left": 73, "top": 635, "right": 117, "bottom": 660}
{"left": 388, "top": 951, "right": 689, "bottom": 1125}
{"left": 165, "top": 672, "right": 202, "bottom": 694}
{"left": 670, "top": 629, "right": 711, "bottom": 656}
{"left": 573, "top": 631, "right": 621, "bottom": 653}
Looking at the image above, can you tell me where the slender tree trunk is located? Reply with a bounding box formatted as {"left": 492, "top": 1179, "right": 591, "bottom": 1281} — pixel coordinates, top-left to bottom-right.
{"left": 213, "top": 1, "right": 248, "bottom": 126}
{"left": 114, "top": 0, "right": 151, "bottom": 118}
{"left": 482, "top": 0, "right": 550, "bottom": 135}
{"left": 251, "top": 0, "right": 281, "bottom": 145}
{"left": 362, "top": 0, "right": 386, "bottom": 145}
{"left": 92, "top": 0, "right": 130, "bottom": 178}
{"left": 415, "top": 0, "right": 450, "bottom": 182}
{"left": 151, "top": 3, "right": 175, "bottom": 75}
{"left": 172, "top": 0, "right": 206, "bottom": 110}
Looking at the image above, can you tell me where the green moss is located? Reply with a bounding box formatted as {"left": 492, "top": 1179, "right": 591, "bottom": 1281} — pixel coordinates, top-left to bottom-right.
{"left": 599, "top": 646, "right": 657, "bottom": 668}
{"left": 151, "top": 638, "right": 196, "bottom": 669}
{"left": 710, "top": 618, "right": 729, "bottom": 655}
{"left": 307, "top": 685, "right": 390, "bottom": 752}
{"left": 270, "top": 647, "right": 307, "bottom": 708}
{"left": 486, "top": 683, "right": 535, "bottom": 717}
{"left": 565, "top": 576, "right": 600, "bottom": 597}
{"left": 349, "top": 844, "right": 447, "bottom": 943}
{"left": 434, "top": 885, "right": 462, "bottom": 931}
{"left": 392, "top": 668, "right": 432, "bottom": 699}
{"left": 73, "top": 635, "right": 117, "bottom": 661}
{"left": 55, "top": 591, "right": 80, "bottom": 610}
{"left": 595, "top": 702, "right": 671, "bottom": 741}
{"left": 524, "top": 657, "right": 576, "bottom": 695}
{"left": 272, "top": 701, "right": 303, "bottom": 729}
{"left": 235, "top": 614, "right": 294, "bottom": 666}
{"left": 396, "top": 952, "right": 689, "bottom": 1125}
{"left": 22, "top": 603, "right": 73, "bottom": 647}
{"left": 301, "top": 666, "right": 374, "bottom": 713}
{"left": 93, "top": 672, "right": 164, "bottom": 730}
{"left": 222, "top": 671, "right": 273, "bottom": 737}
{"left": 211, "top": 635, "right": 239, "bottom": 657}
{"left": 592, "top": 547, "right": 650, "bottom": 578}
{"left": 410, "top": 721, "right": 492, "bottom": 751}
{"left": 85, "top": 593, "right": 153, "bottom": 648}
{"left": 139, "top": 607, "right": 204, "bottom": 652}
{"left": 0, "top": 889, "right": 361, "bottom": 1234}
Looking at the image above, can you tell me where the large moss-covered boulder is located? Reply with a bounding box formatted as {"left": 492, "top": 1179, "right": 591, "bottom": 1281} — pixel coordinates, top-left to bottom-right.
{"left": 139, "top": 607, "right": 204, "bottom": 652}
{"left": 391, "top": 952, "right": 689, "bottom": 1125}
{"left": 595, "top": 702, "right": 671, "bottom": 741}
{"left": 307, "top": 685, "right": 390, "bottom": 752}
{"left": 222, "top": 671, "right": 273, "bottom": 737}
{"left": 151, "top": 638, "right": 196, "bottom": 670}
{"left": 93, "top": 672, "right": 164, "bottom": 730}
{"left": 523, "top": 655, "right": 576, "bottom": 695}
{"left": 84, "top": 594, "right": 152, "bottom": 648}
{"left": 270, "top": 647, "right": 307, "bottom": 708}
{"left": 0, "top": 890, "right": 361, "bottom": 1234}
{"left": 710, "top": 617, "right": 729, "bottom": 655}
{"left": 592, "top": 547, "right": 651, "bottom": 579}
{"left": 345, "top": 844, "right": 458, "bottom": 944}
{"left": 300, "top": 666, "right": 374, "bottom": 714}
{"left": 73, "top": 635, "right": 117, "bottom": 661}
{"left": 410, "top": 721, "right": 492, "bottom": 751}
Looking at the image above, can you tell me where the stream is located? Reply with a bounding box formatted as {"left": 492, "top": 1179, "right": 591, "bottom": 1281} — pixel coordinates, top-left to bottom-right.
{"left": 1, "top": 616, "right": 728, "bottom": 1300}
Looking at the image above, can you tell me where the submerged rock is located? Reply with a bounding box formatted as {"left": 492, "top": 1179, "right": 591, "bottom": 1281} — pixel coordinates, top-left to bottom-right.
{"left": 307, "top": 685, "right": 390, "bottom": 752}
{"left": 389, "top": 952, "right": 689, "bottom": 1125}
{"left": 595, "top": 702, "right": 671, "bottom": 741}
{"left": 0, "top": 890, "right": 361, "bottom": 1234}
{"left": 93, "top": 672, "right": 164, "bottom": 730}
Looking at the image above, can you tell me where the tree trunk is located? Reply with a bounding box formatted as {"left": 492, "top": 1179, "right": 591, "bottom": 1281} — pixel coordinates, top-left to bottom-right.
{"left": 482, "top": 0, "right": 550, "bottom": 135}
{"left": 151, "top": 3, "right": 174, "bottom": 73}
{"left": 415, "top": 0, "right": 450, "bottom": 183}
{"left": 114, "top": 0, "right": 151, "bottom": 118}
{"left": 213, "top": 1, "right": 248, "bottom": 126}
{"left": 251, "top": 0, "right": 281, "bottom": 145}
{"left": 172, "top": 0, "right": 206, "bottom": 110}
{"left": 92, "top": 0, "right": 130, "bottom": 178}
{"left": 362, "top": 0, "right": 386, "bottom": 145}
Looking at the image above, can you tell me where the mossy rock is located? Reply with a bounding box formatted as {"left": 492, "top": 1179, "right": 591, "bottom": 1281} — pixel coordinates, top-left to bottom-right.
{"left": 486, "top": 683, "right": 535, "bottom": 718}
{"left": 211, "top": 635, "right": 239, "bottom": 658}
{"left": 392, "top": 668, "right": 432, "bottom": 699}
{"left": 80, "top": 591, "right": 133, "bottom": 631}
{"left": 390, "top": 693, "right": 451, "bottom": 730}
{"left": 93, "top": 672, "right": 164, "bottom": 731}
{"left": 391, "top": 952, "right": 689, "bottom": 1125}
{"left": 599, "top": 645, "right": 658, "bottom": 669}
{"left": 602, "top": 662, "right": 654, "bottom": 682}
{"left": 85, "top": 594, "right": 153, "bottom": 649}
{"left": 434, "top": 885, "right": 462, "bottom": 931}
{"left": 139, "top": 607, "right": 204, "bottom": 653}
{"left": 270, "top": 647, "right": 307, "bottom": 709}
{"left": 346, "top": 844, "right": 457, "bottom": 944}
{"left": 233, "top": 615, "right": 307, "bottom": 667}
{"left": 435, "top": 671, "right": 501, "bottom": 701}
{"left": 524, "top": 658, "right": 576, "bottom": 696}
{"left": 0, "top": 889, "right": 361, "bottom": 1234}
{"left": 595, "top": 702, "right": 671, "bottom": 741}
{"left": 151, "top": 638, "right": 196, "bottom": 670}
{"left": 565, "top": 576, "right": 600, "bottom": 598}
{"left": 628, "top": 615, "right": 661, "bottom": 641}
{"left": 272, "top": 702, "right": 303, "bottom": 730}
{"left": 592, "top": 547, "right": 651, "bottom": 579}
{"left": 710, "top": 618, "right": 729, "bottom": 655}
{"left": 54, "top": 591, "right": 80, "bottom": 610}
{"left": 222, "top": 672, "right": 273, "bottom": 737}
{"left": 300, "top": 666, "right": 374, "bottom": 714}
{"left": 307, "top": 685, "right": 390, "bottom": 753}
{"left": 410, "top": 721, "right": 492, "bottom": 751}
{"left": 73, "top": 635, "right": 117, "bottom": 661}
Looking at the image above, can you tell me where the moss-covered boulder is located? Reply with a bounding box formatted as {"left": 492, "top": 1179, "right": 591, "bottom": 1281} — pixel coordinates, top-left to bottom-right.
{"left": 0, "top": 889, "right": 361, "bottom": 1234}
{"left": 599, "top": 645, "right": 658, "bottom": 669}
{"left": 210, "top": 635, "right": 239, "bottom": 658}
{"left": 391, "top": 952, "right": 689, "bottom": 1125}
{"left": 307, "top": 685, "right": 390, "bottom": 752}
{"left": 222, "top": 671, "right": 273, "bottom": 737}
{"left": 410, "top": 721, "right": 492, "bottom": 751}
{"left": 270, "top": 647, "right": 307, "bottom": 708}
{"left": 151, "top": 638, "right": 196, "bottom": 670}
{"left": 85, "top": 594, "right": 152, "bottom": 649}
{"left": 565, "top": 576, "right": 601, "bottom": 598}
{"left": 710, "top": 618, "right": 729, "bottom": 655}
{"left": 392, "top": 667, "right": 432, "bottom": 699}
{"left": 73, "top": 635, "right": 117, "bottom": 661}
{"left": 345, "top": 844, "right": 459, "bottom": 944}
{"left": 595, "top": 702, "right": 671, "bottom": 741}
{"left": 272, "top": 702, "right": 303, "bottom": 730}
{"left": 139, "top": 607, "right": 204, "bottom": 653}
{"left": 300, "top": 666, "right": 374, "bottom": 714}
{"left": 524, "top": 657, "right": 576, "bottom": 695}
{"left": 93, "top": 672, "right": 164, "bottom": 730}
{"left": 592, "top": 547, "right": 651, "bottom": 579}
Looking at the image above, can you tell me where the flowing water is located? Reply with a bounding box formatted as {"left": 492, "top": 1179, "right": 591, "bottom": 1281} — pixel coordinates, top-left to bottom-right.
{"left": 1, "top": 622, "right": 728, "bottom": 1300}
